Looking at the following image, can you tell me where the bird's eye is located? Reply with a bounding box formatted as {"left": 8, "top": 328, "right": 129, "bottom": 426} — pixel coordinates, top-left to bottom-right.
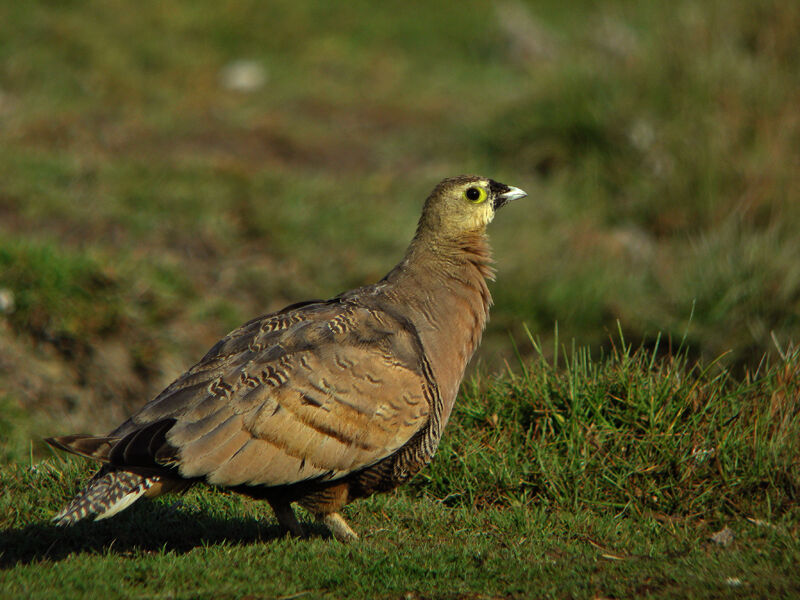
{"left": 464, "top": 187, "right": 487, "bottom": 203}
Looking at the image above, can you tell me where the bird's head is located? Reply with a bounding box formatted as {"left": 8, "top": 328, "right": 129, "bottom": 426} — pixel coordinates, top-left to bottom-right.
{"left": 419, "top": 175, "right": 527, "bottom": 238}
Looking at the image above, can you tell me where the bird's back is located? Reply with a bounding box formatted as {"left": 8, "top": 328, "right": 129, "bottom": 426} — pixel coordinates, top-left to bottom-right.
{"left": 47, "top": 292, "right": 445, "bottom": 522}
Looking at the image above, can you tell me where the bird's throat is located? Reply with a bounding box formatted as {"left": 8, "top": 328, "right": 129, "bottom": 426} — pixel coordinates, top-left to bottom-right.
{"left": 383, "top": 231, "right": 494, "bottom": 423}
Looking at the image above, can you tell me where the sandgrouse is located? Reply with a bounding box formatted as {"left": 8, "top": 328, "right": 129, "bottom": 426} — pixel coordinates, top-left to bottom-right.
{"left": 46, "top": 176, "right": 526, "bottom": 542}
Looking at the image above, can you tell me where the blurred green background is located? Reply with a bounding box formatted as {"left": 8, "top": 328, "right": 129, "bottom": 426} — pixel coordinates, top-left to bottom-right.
{"left": 1, "top": 0, "right": 798, "bottom": 441}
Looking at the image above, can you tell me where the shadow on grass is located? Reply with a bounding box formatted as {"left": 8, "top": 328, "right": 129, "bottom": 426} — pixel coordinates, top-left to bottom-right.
{"left": 0, "top": 502, "right": 332, "bottom": 568}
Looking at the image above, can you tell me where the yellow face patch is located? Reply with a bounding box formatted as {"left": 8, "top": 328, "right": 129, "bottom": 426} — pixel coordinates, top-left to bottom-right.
{"left": 463, "top": 186, "right": 487, "bottom": 204}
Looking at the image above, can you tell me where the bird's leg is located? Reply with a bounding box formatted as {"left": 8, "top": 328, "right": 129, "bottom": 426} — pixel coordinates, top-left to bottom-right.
{"left": 321, "top": 512, "right": 359, "bottom": 543}
{"left": 268, "top": 499, "right": 304, "bottom": 538}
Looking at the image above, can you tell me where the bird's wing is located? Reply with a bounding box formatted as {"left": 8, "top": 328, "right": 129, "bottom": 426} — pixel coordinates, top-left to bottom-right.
{"left": 106, "top": 299, "right": 435, "bottom": 487}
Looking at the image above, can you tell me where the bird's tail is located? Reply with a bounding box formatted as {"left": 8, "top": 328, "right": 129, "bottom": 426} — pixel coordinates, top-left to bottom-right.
{"left": 51, "top": 467, "right": 156, "bottom": 525}
{"left": 45, "top": 434, "right": 117, "bottom": 462}
{"left": 45, "top": 434, "right": 191, "bottom": 525}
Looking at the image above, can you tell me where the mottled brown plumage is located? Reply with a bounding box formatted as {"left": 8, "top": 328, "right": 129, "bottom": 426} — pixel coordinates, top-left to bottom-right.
{"left": 46, "top": 176, "right": 526, "bottom": 541}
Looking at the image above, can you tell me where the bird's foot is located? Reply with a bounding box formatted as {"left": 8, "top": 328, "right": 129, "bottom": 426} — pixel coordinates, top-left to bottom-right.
{"left": 269, "top": 499, "right": 304, "bottom": 538}
{"left": 321, "top": 512, "right": 359, "bottom": 543}
{"left": 279, "top": 522, "right": 304, "bottom": 539}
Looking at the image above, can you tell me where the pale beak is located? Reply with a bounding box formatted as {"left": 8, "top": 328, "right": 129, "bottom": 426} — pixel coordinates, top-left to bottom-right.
{"left": 493, "top": 185, "right": 527, "bottom": 210}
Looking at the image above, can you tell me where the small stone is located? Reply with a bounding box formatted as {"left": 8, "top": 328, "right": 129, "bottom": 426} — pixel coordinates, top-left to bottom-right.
{"left": 0, "top": 288, "right": 15, "bottom": 314}
{"left": 710, "top": 526, "right": 735, "bottom": 547}
{"left": 219, "top": 60, "right": 268, "bottom": 92}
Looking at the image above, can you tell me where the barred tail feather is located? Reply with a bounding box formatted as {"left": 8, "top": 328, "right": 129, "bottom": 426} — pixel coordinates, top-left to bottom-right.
{"left": 52, "top": 468, "right": 154, "bottom": 526}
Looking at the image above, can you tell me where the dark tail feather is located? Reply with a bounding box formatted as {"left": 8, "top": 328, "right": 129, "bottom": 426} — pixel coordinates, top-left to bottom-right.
{"left": 45, "top": 435, "right": 118, "bottom": 462}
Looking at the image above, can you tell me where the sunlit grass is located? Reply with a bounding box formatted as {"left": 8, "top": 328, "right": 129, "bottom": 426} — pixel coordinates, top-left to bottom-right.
{"left": 1, "top": 0, "right": 799, "bottom": 597}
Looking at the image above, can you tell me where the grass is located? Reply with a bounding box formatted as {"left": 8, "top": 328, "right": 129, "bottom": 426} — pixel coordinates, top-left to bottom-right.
{"left": 1, "top": 0, "right": 799, "bottom": 597}
{"left": 420, "top": 333, "right": 800, "bottom": 519}
{"left": 2, "top": 339, "right": 799, "bottom": 598}
{"left": 1, "top": 0, "right": 799, "bottom": 374}
{"left": 2, "top": 499, "right": 797, "bottom": 599}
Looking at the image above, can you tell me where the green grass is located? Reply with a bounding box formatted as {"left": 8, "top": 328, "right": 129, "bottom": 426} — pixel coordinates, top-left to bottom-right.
{"left": 2, "top": 496, "right": 798, "bottom": 599}
{"left": 1, "top": 0, "right": 799, "bottom": 597}
{"left": 2, "top": 339, "right": 799, "bottom": 598}
{"left": 0, "top": 236, "right": 124, "bottom": 342}
{"left": 1, "top": 0, "right": 798, "bottom": 372}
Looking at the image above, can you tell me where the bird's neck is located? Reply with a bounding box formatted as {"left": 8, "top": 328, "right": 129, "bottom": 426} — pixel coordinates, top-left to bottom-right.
{"left": 381, "top": 229, "right": 494, "bottom": 423}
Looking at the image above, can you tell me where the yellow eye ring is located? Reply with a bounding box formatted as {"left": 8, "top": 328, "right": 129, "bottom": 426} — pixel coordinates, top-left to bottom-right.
{"left": 464, "top": 186, "right": 487, "bottom": 203}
